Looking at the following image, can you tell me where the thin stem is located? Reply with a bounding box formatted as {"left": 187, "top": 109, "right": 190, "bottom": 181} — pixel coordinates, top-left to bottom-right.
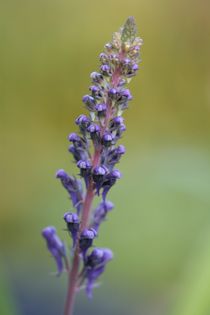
{"left": 64, "top": 66, "right": 122, "bottom": 315}
{"left": 64, "top": 246, "right": 80, "bottom": 315}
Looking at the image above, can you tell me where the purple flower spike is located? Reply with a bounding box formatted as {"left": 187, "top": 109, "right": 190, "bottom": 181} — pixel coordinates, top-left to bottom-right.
{"left": 43, "top": 17, "right": 142, "bottom": 307}
{"left": 64, "top": 212, "right": 80, "bottom": 248}
{"left": 42, "top": 226, "right": 66, "bottom": 275}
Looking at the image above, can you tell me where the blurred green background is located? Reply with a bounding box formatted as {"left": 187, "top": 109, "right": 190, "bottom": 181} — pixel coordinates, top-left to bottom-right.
{"left": 1, "top": 0, "right": 210, "bottom": 314}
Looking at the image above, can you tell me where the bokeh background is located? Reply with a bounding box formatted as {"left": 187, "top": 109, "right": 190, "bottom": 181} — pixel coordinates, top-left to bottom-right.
{"left": 1, "top": 0, "right": 210, "bottom": 314}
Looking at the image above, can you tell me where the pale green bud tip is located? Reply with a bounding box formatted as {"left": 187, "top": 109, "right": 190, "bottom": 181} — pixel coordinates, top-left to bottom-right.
{"left": 121, "top": 16, "right": 137, "bottom": 43}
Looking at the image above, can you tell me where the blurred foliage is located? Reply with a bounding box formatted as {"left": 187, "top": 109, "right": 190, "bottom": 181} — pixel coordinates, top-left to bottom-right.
{"left": 0, "top": 0, "right": 210, "bottom": 314}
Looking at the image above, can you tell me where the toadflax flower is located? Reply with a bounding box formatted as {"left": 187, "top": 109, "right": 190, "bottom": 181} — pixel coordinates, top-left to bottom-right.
{"left": 42, "top": 226, "right": 66, "bottom": 275}
{"left": 42, "top": 16, "right": 142, "bottom": 315}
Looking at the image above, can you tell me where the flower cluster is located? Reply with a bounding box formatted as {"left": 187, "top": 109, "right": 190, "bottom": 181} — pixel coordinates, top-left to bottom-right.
{"left": 42, "top": 17, "right": 142, "bottom": 301}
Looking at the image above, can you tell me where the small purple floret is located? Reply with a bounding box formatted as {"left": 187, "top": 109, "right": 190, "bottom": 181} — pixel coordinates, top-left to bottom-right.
{"left": 102, "top": 132, "right": 114, "bottom": 146}
{"left": 42, "top": 226, "right": 66, "bottom": 275}
{"left": 87, "top": 123, "right": 100, "bottom": 134}
{"left": 93, "top": 200, "right": 114, "bottom": 231}
{"left": 64, "top": 212, "right": 80, "bottom": 248}
{"left": 84, "top": 248, "right": 113, "bottom": 298}
{"left": 68, "top": 133, "right": 81, "bottom": 142}
{"left": 95, "top": 103, "right": 107, "bottom": 112}
{"left": 79, "top": 228, "right": 97, "bottom": 257}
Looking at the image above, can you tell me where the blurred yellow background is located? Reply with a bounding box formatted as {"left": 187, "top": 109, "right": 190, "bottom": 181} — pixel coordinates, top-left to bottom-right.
{"left": 1, "top": 0, "right": 210, "bottom": 314}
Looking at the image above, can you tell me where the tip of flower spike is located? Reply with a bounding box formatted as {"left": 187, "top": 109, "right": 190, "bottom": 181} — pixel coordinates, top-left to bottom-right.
{"left": 121, "top": 16, "right": 137, "bottom": 44}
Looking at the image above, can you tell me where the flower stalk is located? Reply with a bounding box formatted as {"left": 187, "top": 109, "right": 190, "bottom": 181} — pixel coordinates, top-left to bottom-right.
{"left": 42, "top": 16, "right": 142, "bottom": 315}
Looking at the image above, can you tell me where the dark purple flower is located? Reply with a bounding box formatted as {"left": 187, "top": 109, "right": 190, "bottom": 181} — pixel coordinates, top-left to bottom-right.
{"left": 68, "top": 144, "right": 89, "bottom": 162}
{"left": 109, "top": 117, "right": 125, "bottom": 134}
{"left": 87, "top": 123, "right": 101, "bottom": 147}
{"left": 113, "top": 116, "right": 124, "bottom": 125}
{"left": 75, "top": 114, "right": 90, "bottom": 125}
{"left": 106, "top": 145, "right": 126, "bottom": 168}
{"left": 102, "top": 169, "right": 121, "bottom": 200}
{"left": 64, "top": 212, "right": 80, "bottom": 248}
{"left": 77, "top": 160, "right": 92, "bottom": 186}
{"left": 84, "top": 248, "right": 113, "bottom": 298}
{"left": 77, "top": 160, "right": 92, "bottom": 170}
{"left": 102, "top": 132, "right": 114, "bottom": 146}
{"left": 95, "top": 103, "right": 107, "bottom": 113}
{"left": 89, "top": 85, "right": 99, "bottom": 93}
{"left": 116, "top": 144, "right": 126, "bottom": 155}
{"left": 79, "top": 228, "right": 97, "bottom": 257}
{"left": 56, "top": 169, "right": 83, "bottom": 214}
{"left": 75, "top": 115, "right": 90, "bottom": 133}
{"left": 42, "top": 226, "right": 66, "bottom": 275}
{"left": 100, "top": 65, "right": 111, "bottom": 76}
{"left": 120, "top": 89, "right": 132, "bottom": 101}
{"left": 92, "top": 165, "right": 108, "bottom": 194}
{"left": 89, "top": 85, "right": 103, "bottom": 99}
{"left": 82, "top": 95, "right": 96, "bottom": 111}
{"left": 68, "top": 133, "right": 88, "bottom": 152}
{"left": 93, "top": 201, "right": 114, "bottom": 231}
{"left": 115, "top": 123, "right": 126, "bottom": 140}
{"left": 87, "top": 123, "right": 100, "bottom": 134}
{"left": 108, "top": 88, "right": 117, "bottom": 99}
{"left": 68, "top": 132, "right": 81, "bottom": 143}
